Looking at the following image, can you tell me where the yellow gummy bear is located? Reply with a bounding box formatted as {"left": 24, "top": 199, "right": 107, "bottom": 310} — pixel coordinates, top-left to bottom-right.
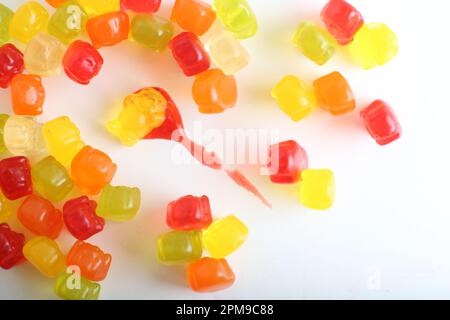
{"left": 9, "top": 1, "right": 49, "bottom": 43}
{"left": 300, "top": 169, "right": 335, "bottom": 210}
{"left": 0, "top": 192, "right": 11, "bottom": 222}
{"left": 77, "top": 0, "right": 120, "bottom": 16}
{"left": 23, "top": 237, "right": 66, "bottom": 278}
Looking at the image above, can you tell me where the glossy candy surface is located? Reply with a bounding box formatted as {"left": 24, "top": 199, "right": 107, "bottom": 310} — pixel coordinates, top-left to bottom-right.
{"left": 131, "top": 14, "right": 173, "bottom": 52}
{"left": 66, "top": 241, "right": 111, "bottom": 281}
{"left": 24, "top": 33, "right": 66, "bottom": 77}
{"left": 0, "top": 4, "right": 13, "bottom": 44}
{"left": 203, "top": 215, "right": 247, "bottom": 259}
{"left": 167, "top": 195, "right": 213, "bottom": 231}
{"left": 293, "top": 22, "right": 336, "bottom": 66}
{"left": 63, "top": 197, "right": 104, "bottom": 240}
{"left": 0, "top": 192, "right": 11, "bottom": 222}
{"left": 0, "top": 223, "right": 25, "bottom": 269}
{"left": 300, "top": 169, "right": 335, "bottom": 210}
{"left": 360, "top": 100, "right": 402, "bottom": 146}
{"left": 48, "top": 1, "right": 88, "bottom": 44}
{"left": 272, "top": 75, "right": 316, "bottom": 121}
{"left": 46, "top": 0, "right": 67, "bottom": 8}
{"left": 213, "top": 0, "right": 258, "bottom": 39}
{"left": 313, "top": 71, "right": 355, "bottom": 115}
{"left": 188, "top": 257, "right": 235, "bottom": 292}
{"left": 18, "top": 194, "right": 63, "bottom": 239}
{"left": 11, "top": 74, "right": 45, "bottom": 115}
{"left": 0, "top": 44, "right": 24, "bottom": 88}
{"left": 268, "top": 140, "right": 309, "bottom": 184}
{"left": 0, "top": 156, "right": 32, "bottom": 200}
{"left": 171, "top": 0, "right": 216, "bottom": 36}
{"left": 32, "top": 156, "right": 74, "bottom": 202}
{"left": 3, "top": 116, "right": 46, "bottom": 157}
{"left": 78, "top": 0, "right": 120, "bottom": 16}
{"left": 0, "top": 114, "right": 8, "bottom": 154}
{"left": 87, "top": 11, "right": 129, "bottom": 48}
{"left": 55, "top": 272, "right": 101, "bottom": 300}
{"left": 157, "top": 231, "right": 203, "bottom": 265}
{"left": 63, "top": 40, "right": 104, "bottom": 85}
{"left": 9, "top": 1, "right": 49, "bottom": 43}
{"left": 121, "top": 0, "right": 161, "bottom": 13}
{"left": 169, "top": 32, "right": 211, "bottom": 77}
{"left": 192, "top": 68, "right": 237, "bottom": 114}
{"left": 23, "top": 237, "right": 66, "bottom": 277}
{"left": 96, "top": 184, "right": 141, "bottom": 222}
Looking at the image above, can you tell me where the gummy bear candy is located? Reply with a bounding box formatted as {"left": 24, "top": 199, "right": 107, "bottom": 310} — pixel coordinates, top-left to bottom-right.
{"left": 300, "top": 169, "right": 335, "bottom": 210}
{"left": 63, "top": 40, "right": 104, "bottom": 85}
{"left": 9, "top": 1, "right": 49, "bottom": 43}
{"left": 121, "top": 0, "right": 161, "bottom": 13}
{"left": 349, "top": 23, "right": 399, "bottom": 70}
{"left": 0, "top": 44, "right": 24, "bottom": 88}
{"left": 23, "top": 236, "right": 66, "bottom": 278}
{"left": 46, "top": 0, "right": 67, "bottom": 8}
{"left": 188, "top": 257, "right": 235, "bottom": 292}
{"left": 321, "top": 0, "right": 364, "bottom": 45}
{"left": 360, "top": 100, "right": 402, "bottom": 146}
{"left": 24, "top": 33, "right": 66, "bottom": 77}
{"left": 86, "top": 11, "right": 130, "bottom": 48}
{"left": 0, "top": 4, "right": 13, "bottom": 45}
{"left": 268, "top": 140, "right": 309, "bottom": 184}
{"left": 0, "top": 223, "right": 25, "bottom": 269}
{"left": 71, "top": 146, "right": 117, "bottom": 195}
{"left": 78, "top": 0, "right": 120, "bottom": 16}
{"left": 313, "top": 71, "right": 355, "bottom": 115}
{"left": 48, "top": 1, "right": 88, "bottom": 44}
{"left": 43, "top": 116, "right": 85, "bottom": 166}
{"left": 169, "top": 32, "right": 211, "bottom": 77}
{"left": 157, "top": 231, "right": 203, "bottom": 265}
{"left": 108, "top": 88, "right": 167, "bottom": 146}
{"left": 0, "top": 156, "right": 32, "bottom": 200}
{"left": 11, "top": 74, "right": 45, "bottom": 116}
{"left": 3, "top": 116, "right": 46, "bottom": 157}
{"left": 32, "top": 156, "right": 74, "bottom": 202}
{"left": 171, "top": 0, "right": 216, "bottom": 36}
{"left": 167, "top": 195, "right": 213, "bottom": 231}
{"left": 63, "top": 196, "right": 105, "bottom": 240}
{"left": 0, "top": 192, "right": 11, "bottom": 222}
{"left": 18, "top": 194, "right": 63, "bottom": 239}
{"left": 0, "top": 114, "right": 8, "bottom": 154}
{"left": 271, "top": 75, "right": 316, "bottom": 121}
{"left": 66, "top": 240, "right": 112, "bottom": 281}
{"left": 213, "top": 0, "right": 258, "bottom": 39}
{"left": 293, "top": 22, "right": 336, "bottom": 66}
{"left": 192, "top": 68, "right": 237, "bottom": 114}
{"left": 131, "top": 14, "right": 174, "bottom": 52}
{"left": 55, "top": 272, "right": 101, "bottom": 300}
{"left": 96, "top": 184, "right": 141, "bottom": 222}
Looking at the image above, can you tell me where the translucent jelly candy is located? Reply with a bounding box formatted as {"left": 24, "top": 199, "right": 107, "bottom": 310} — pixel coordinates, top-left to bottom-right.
{"left": 203, "top": 215, "right": 247, "bottom": 259}
{"left": 23, "top": 236, "right": 66, "bottom": 278}
{"left": 108, "top": 88, "right": 167, "bottom": 146}
{"left": 192, "top": 68, "right": 237, "bottom": 114}
{"left": 11, "top": 74, "right": 45, "bottom": 116}
{"left": 360, "top": 100, "right": 402, "bottom": 146}
{"left": 48, "top": 1, "right": 88, "bottom": 44}
{"left": 271, "top": 75, "right": 316, "bottom": 121}
{"left": 268, "top": 140, "right": 309, "bottom": 184}
{"left": 293, "top": 22, "right": 336, "bottom": 66}
{"left": 167, "top": 195, "right": 213, "bottom": 231}
{"left": 313, "top": 71, "right": 355, "bottom": 115}
{"left": 121, "top": 0, "right": 161, "bottom": 13}
{"left": 43, "top": 116, "right": 85, "bottom": 166}
{"left": 0, "top": 114, "right": 8, "bottom": 154}
{"left": 24, "top": 33, "right": 66, "bottom": 77}
{"left": 18, "top": 194, "right": 63, "bottom": 239}
{"left": 0, "top": 4, "right": 13, "bottom": 44}
{"left": 171, "top": 0, "right": 216, "bottom": 36}
{"left": 66, "top": 241, "right": 112, "bottom": 281}
{"left": 46, "top": 0, "right": 67, "bottom": 8}
{"left": 0, "top": 192, "right": 11, "bottom": 222}
{"left": 0, "top": 223, "right": 25, "bottom": 269}
{"left": 321, "top": 0, "right": 364, "bottom": 45}
{"left": 32, "top": 156, "right": 74, "bottom": 202}
{"left": 63, "top": 197, "right": 105, "bottom": 240}
{"left": 71, "top": 146, "right": 117, "bottom": 195}
{"left": 63, "top": 40, "right": 104, "bottom": 85}
{"left": 131, "top": 14, "right": 174, "bottom": 52}
{"left": 0, "top": 156, "right": 33, "bottom": 200}
{"left": 188, "top": 257, "right": 235, "bottom": 292}
{"left": 169, "top": 32, "right": 211, "bottom": 77}
{"left": 157, "top": 231, "right": 203, "bottom": 265}
{"left": 201, "top": 22, "right": 249, "bottom": 75}
{"left": 78, "top": 0, "right": 120, "bottom": 16}
{"left": 213, "top": 0, "right": 258, "bottom": 39}
{"left": 0, "top": 44, "right": 24, "bottom": 88}
{"left": 300, "top": 169, "right": 335, "bottom": 210}
{"left": 3, "top": 116, "right": 46, "bottom": 157}
{"left": 9, "top": 1, "right": 49, "bottom": 43}
{"left": 55, "top": 272, "right": 101, "bottom": 300}
{"left": 350, "top": 23, "right": 399, "bottom": 70}
{"left": 87, "top": 11, "right": 130, "bottom": 48}
{"left": 96, "top": 185, "right": 141, "bottom": 222}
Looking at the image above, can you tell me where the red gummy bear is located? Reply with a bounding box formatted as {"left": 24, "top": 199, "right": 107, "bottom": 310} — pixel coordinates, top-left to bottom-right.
{"left": 0, "top": 223, "right": 25, "bottom": 270}
{"left": 121, "top": 0, "right": 161, "bottom": 12}
{"left": 63, "top": 196, "right": 105, "bottom": 240}
{"left": 0, "top": 44, "right": 24, "bottom": 89}
{"left": 268, "top": 140, "right": 309, "bottom": 184}
{"left": 167, "top": 195, "right": 213, "bottom": 231}
{"left": 63, "top": 40, "right": 104, "bottom": 85}
{"left": 0, "top": 156, "right": 33, "bottom": 200}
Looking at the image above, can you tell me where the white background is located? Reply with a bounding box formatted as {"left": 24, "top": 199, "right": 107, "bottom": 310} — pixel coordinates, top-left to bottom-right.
{"left": 1, "top": 0, "right": 450, "bottom": 300}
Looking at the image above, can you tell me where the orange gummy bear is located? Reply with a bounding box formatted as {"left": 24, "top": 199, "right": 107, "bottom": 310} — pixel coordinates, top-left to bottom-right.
{"left": 11, "top": 74, "right": 45, "bottom": 116}
{"left": 171, "top": 0, "right": 216, "bottom": 36}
